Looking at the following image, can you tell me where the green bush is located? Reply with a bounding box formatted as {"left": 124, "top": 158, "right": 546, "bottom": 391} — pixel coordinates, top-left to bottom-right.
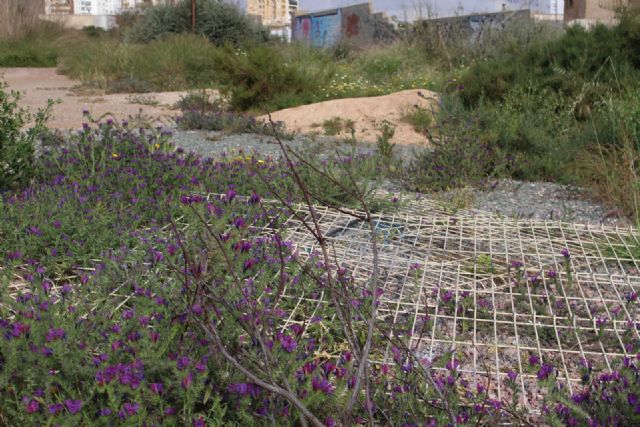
{"left": 0, "top": 23, "right": 66, "bottom": 67}
{"left": 402, "top": 106, "right": 433, "bottom": 134}
{"left": 59, "top": 33, "right": 219, "bottom": 92}
{"left": 408, "top": 8, "right": 640, "bottom": 196}
{"left": 126, "top": 0, "right": 269, "bottom": 46}
{"left": 213, "top": 44, "right": 334, "bottom": 111}
{"left": 573, "top": 90, "right": 640, "bottom": 220}
{"left": 0, "top": 83, "right": 52, "bottom": 190}
{"left": 175, "top": 91, "right": 293, "bottom": 137}
{"left": 457, "top": 10, "right": 640, "bottom": 108}
{"left": 407, "top": 97, "right": 511, "bottom": 191}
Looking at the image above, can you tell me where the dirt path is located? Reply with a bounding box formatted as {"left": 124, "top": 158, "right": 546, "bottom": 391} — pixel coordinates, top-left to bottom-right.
{"left": 1, "top": 68, "right": 184, "bottom": 129}
{"left": 2, "top": 68, "right": 437, "bottom": 145}
{"left": 262, "top": 89, "right": 437, "bottom": 146}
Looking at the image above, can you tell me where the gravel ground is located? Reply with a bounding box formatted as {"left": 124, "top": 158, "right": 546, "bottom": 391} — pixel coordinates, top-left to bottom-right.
{"left": 170, "top": 129, "right": 419, "bottom": 161}
{"left": 169, "top": 130, "right": 629, "bottom": 226}
{"left": 437, "top": 179, "right": 629, "bottom": 226}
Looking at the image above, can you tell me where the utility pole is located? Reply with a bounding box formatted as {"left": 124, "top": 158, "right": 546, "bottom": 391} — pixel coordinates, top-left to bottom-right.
{"left": 191, "top": 0, "right": 196, "bottom": 32}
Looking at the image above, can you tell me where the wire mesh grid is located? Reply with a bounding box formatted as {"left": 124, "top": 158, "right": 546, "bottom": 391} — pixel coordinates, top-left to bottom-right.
{"left": 270, "top": 199, "right": 640, "bottom": 414}
{"left": 3, "top": 191, "right": 639, "bottom": 415}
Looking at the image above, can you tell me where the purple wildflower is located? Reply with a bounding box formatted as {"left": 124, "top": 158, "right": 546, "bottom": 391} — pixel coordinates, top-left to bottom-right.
{"left": 225, "top": 188, "right": 237, "bottom": 202}
{"left": 233, "top": 216, "right": 246, "bottom": 229}
{"left": 152, "top": 250, "right": 164, "bottom": 264}
{"left": 25, "top": 398, "right": 40, "bottom": 414}
{"left": 312, "top": 377, "right": 333, "bottom": 394}
{"left": 446, "top": 358, "right": 460, "bottom": 372}
{"left": 177, "top": 356, "right": 190, "bottom": 370}
{"left": 249, "top": 192, "right": 261, "bottom": 205}
{"left": 149, "top": 383, "right": 163, "bottom": 394}
{"left": 537, "top": 363, "right": 554, "bottom": 380}
{"left": 510, "top": 260, "right": 524, "bottom": 269}
{"left": 279, "top": 334, "right": 297, "bottom": 353}
{"left": 64, "top": 399, "right": 83, "bottom": 415}
{"left": 49, "top": 403, "right": 64, "bottom": 415}
{"left": 182, "top": 372, "right": 193, "bottom": 390}
{"left": 121, "top": 402, "right": 139, "bottom": 417}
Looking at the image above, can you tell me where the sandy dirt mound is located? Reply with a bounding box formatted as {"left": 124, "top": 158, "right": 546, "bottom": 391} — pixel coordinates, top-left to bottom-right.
{"left": 1, "top": 68, "right": 186, "bottom": 129}
{"left": 263, "top": 89, "right": 437, "bottom": 146}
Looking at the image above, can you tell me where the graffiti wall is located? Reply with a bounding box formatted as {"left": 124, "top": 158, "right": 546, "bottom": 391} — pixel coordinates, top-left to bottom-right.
{"left": 416, "top": 10, "right": 533, "bottom": 45}
{"left": 310, "top": 11, "right": 342, "bottom": 47}
{"left": 292, "top": 2, "right": 396, "bottom": 47}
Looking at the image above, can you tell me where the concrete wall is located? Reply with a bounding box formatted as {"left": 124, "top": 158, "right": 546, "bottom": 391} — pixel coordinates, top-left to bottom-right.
{"left": 419, "top": 10, "right": 533, "bottom": 45}
{"left": 292, "top": 2, "right": 396, "bottom": 47}
{"left": 40, "top": 13, "right": 117, "bottom": 29}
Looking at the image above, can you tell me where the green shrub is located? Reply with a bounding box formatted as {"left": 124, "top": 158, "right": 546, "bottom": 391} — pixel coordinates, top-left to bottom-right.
{"left": 457, "top": 10, "right": 640, "bottom": 108}
{"left": 322, "top": 117, "right": 341, "bottom": 136}
{"left": 0, "top": 83, "right": 53, "bottom": 190}
{"left": 213, "top": 44, "right": 334, "bottom": 111}
{"left": 0, "top": 23, "right": 67, "bottom": 67}
{"left": 402, "top": 106, "right": 432, "bottom": 134}
{"left": 175, "top": 91, "right": 293, "bottom": 137}
{"left": 126, "top": 0, "right": 269, "bottom": 46}
{"left": 410, "top": 9, "right": 640, "bottom": 198}
{"left": 59, "top": 33, "right": 219, "bottom": 92}
{"left": 407, "top": 97, "right": 510, "bottom": 191}
{"left": 573, "top": 90, "right": 640, "bottom": 221}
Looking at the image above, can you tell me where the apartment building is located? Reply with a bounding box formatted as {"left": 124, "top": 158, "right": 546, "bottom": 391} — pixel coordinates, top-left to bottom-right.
{"left": 565, "top": 0, "right": 640, "bottom": 24}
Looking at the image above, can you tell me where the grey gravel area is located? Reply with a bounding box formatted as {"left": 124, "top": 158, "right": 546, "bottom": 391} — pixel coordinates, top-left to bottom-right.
{"left": 438, "top": 179, "right": 629, "bottom": 226}
{"left": 170, "top": 129, "right": 419, "bottom": 162}
{"left": 170, "top": 130, "right": 630, "bottom": 226}
{"left": 170, "top": 129, "right": 373, "bottom": 159}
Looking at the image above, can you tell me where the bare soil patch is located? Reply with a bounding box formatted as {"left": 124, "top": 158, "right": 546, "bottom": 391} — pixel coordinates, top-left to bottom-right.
{"left": 262, "top": 89, "right": 437, "bottom": 146}
{"left": 1, "top": 67, "right": 184, "bottom": 129}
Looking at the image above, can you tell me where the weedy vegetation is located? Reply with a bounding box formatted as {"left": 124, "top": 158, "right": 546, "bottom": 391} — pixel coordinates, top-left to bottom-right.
{"left": 1, "top": 1, "right": 640, "bottom": 425}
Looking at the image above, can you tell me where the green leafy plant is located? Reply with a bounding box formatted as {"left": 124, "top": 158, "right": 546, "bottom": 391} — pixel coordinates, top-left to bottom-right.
{"left": 126, "top": 0, "right": 269, "bottom": 46}
{"left": 376, "top": 120, "right": 396, "bottom": 162}
{"left": 402, "top": 106, "right": 433, "bottom": 134}
{"left": 212, "top": 44, "right": 333, "bottom": 111}
{"left": 321, "top": 117, "right": 355, "bottom": 136}
{"left": 0, "top": 82, "right": 53, "bottom": 190}
{"left": 175, "top": 91, "right": 293, "bottom": 138}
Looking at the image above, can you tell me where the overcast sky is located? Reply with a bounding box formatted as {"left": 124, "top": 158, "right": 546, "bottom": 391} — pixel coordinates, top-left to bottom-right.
{"left": 297, "top": 1, "right": 564, "bottom": 19}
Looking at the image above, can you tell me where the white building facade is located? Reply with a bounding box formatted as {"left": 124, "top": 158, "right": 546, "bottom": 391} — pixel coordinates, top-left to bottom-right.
{"left": 504, "top": 0, "right": 565, "bottom": 15}
{"left": 73, "top": 0, "right": 155, "bottom": 15}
